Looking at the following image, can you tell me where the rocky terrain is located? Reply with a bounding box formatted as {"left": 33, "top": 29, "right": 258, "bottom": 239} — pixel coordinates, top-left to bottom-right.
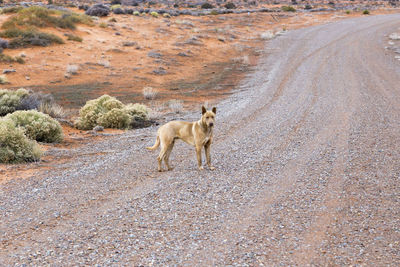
{"left": 1, "top": 12, "right": 399, "bottom": 266}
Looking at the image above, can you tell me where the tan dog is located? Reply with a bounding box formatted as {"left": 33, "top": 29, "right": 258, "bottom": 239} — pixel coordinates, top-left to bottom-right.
{"left": 147, "top": 106, "right": 216, "bottom": 171}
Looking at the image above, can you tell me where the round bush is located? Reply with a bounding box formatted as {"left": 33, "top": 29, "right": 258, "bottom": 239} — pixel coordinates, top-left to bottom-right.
{"left": 5, "top": 110, "right": 63, "bottom": 143}
{"left": 124, "top": 103, "right": 149, "bottom": 121}
{"left": 85, "top": 4, "right": 110, "bottom": 17}
{"left": 0, "top": 119, "right": 42, "bottom": 163}
{"left": 0, "top": 88, "right": 29, "bottom": 116}
{"left": 97, "top": 108, "right": 131, "bottom": 129}
{"left": 75, "top": 95, "right": 125, "bottom": 130}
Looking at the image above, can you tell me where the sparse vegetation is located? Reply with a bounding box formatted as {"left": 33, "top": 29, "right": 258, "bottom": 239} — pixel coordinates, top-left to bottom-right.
{"left": 363, "top": 10, "right": 370, "bottom": 15}
{"left": 0, "top": 6, "right": 23, "bottom": 14}
{"left": 99, "top": 22, "right": 108, "bottom": 28}
{"left": 1, "top": 6, "right": 92, "bottom": 31}
{"left": 345, "top": 10, "right": 351, "bottom": 14}
{"left": 0, "top": 53, "right": 24, "bottom": 63}
{"left": 75, "top": 95, "right": 149, "bottom": 130}
{"left": 143, "top": 87, "right": 158, "bottom": 100}
{"left": 66, "top": 64, "right": 79, "bottom": 75}
{"left": 224, "top": 3, "right": 236, "bottom": 9}
{"left": 0, "top": 118, "right": 42, "bottom": 163}
{"left": 168, "top": 99, "right": 184, "bottom": 113}
{"left": 281, "top": 6, "right": 296, "bottom": 12}
{"left": 66, "top": 34, "right": 82, "bottom": 42}
{"left": 201, "top": 3, "right": 214, "bottom": 9}
{"left": 0, "top": 75, "right": 8, "bottom": 84}
{"left": 0, "top": 28, "right": 64, "bottom": 48}
{"left": 0, "top": 6, "right": 91, "bottom": 48}
{"left": 4, "top": 110, "right": 63, "bottom": 143}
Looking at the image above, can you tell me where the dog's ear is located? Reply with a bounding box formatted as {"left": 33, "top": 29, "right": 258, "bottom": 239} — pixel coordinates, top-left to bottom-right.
{"left": 202, "top": 106, "right": 207, "bottom": 115}
{"left": 212, "top": 107, "right": 217, "bottom": 114}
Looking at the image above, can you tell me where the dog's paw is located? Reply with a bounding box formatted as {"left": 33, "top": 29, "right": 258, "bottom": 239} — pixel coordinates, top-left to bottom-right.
{"left": 198, "top": 166, "right": 204, "bottom": 171}
{"left": 209, "top": 166, "right": 215, "bottom": 171}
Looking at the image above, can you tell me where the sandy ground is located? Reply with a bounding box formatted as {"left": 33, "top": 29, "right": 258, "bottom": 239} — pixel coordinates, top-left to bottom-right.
{"left": 0, "top": 13, "right": 399, "bottom": 265}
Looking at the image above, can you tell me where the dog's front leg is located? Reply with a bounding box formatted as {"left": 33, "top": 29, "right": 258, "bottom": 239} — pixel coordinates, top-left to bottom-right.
{"left": 196, "top": 145, "right": 203, "bottom": 170}
{"left": 204, "top": 141, "right": 215, "bottom": 170}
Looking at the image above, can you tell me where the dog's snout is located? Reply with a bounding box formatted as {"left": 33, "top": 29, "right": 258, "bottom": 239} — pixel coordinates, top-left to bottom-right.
{"left": 209, "top": 122, "right": 214, "bottom": 127}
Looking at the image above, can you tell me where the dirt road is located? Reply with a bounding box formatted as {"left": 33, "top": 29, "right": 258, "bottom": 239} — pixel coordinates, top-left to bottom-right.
{"left": 1, "top": 14, "right": 400, "bottom": 266}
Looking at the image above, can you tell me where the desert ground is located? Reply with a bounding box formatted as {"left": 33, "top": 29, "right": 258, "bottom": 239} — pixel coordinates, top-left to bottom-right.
{"left": 1, "top": 1, "right": 400, "bottom": 266}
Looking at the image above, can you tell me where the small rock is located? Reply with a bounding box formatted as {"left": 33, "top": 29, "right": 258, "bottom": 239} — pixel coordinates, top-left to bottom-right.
{"left": 93, "top": 125, "right": 104, "bottom": 132}
{"left": 3, "top": 69, "right": 16, "bottom": 74}
{"left": 152, "top": 67, "right": 167, "bottom": 75}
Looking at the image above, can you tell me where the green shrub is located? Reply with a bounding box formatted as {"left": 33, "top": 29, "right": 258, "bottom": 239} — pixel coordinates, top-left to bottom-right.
{"left": 1, "top": 6, "right": 92, "bottom": 30}
{"left": 0, "top": 53, "right": 26, "bottom": 64}
{"left": 0, "top": 88, "right": 29, "bottom": 116}
{"left": 133, "top": 11, "right": 140, "bottom": 16}
{"left": 345, "top": 10, "right": 351, "bottom": 14}
{"left": 97, "top": 108, "right": 131, "bottom": 129}
{"left": 75, "top": 95, "right": 124, "bottom": 130}
{"left": 66, "top": 33, "right": 83, "bottom": 42}
{"left": 75, "top": 95, "right": 149, "bottom": 130}
{"left": 363, "top": 10, "right": 370, "bottom": 15}
{"left": 124, "top": 103, "right": 149, "bottom": 121}
{"left": 0, "top": 119, "right": 42, "bottom": 163}
{"left": 110, "top": 4, "right": 122, "bottom": 11}
{"left": 0, "top": 6, "right": 23, "bottom": 14}
{"left": 150, "top": 11, "right": 159, "bottom": 18}
{"left": 99, "top": 22, "right": 108, "bottom": 28}
{"left": 0, "top": 75, "right": 8, "bottom": 84}
{"left": 281, "top": 6, "right": 296, "bottom": 12}
{"left": 201, "top": 3, "right": 214, "bottom": 9}
{"left": 163, "top": 13, "right": 171, "bottom": 18}
{"left": 1, "top": 28, "right": 64, "bottom": 48}
{"left": 5, "top": 110, "right": 63, "bottom": 143}
{"left": 210, "top": 10, "right": 219, "bottom": 15}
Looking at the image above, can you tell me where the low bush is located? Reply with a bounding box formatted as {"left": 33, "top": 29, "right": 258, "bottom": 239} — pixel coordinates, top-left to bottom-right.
{"left": 201, "top": 3, "right": 214, "bottom": 9}
{"left": 0, "top": 75, "right": 8, "bottom": 84}
{"left": 150, "top": 11, "right": 159, "bottom": 18}
{"left": 363, "top": 10, "right": 370, "bottom": 15}
{"left": 2, "top": 6, "right": 92, "bottom": 30}
{"left": 66, "top": 33, "right": 82, "bottom": 42}
{"left": 224, "top": 3, "right": 236, "bottom": 9}
{"left": 85, "top": 4, "right": 110, "bottom": 17}
{"left": 5, "top": 110, "right": 63, "bottom": 143}
{"left": 75, "top": 95, "right": 149, "bottom": 130}
{"left": 97, "top": 108, "right": 131, "bottom": 129}
{"left": 1, "top": 28, "right": 64, "bottom": 48}
{"left": 124, "top": 103, "right": 149, "bottom": 121}
{"left": 0, "top": 6, "right": 23, "bottom": 14}
{"left": 281, "top": 6, "right": 296, "bottom": 12}
{"left": 0, "top": 88, "right": 29, "bottom": 116}
{"left": 0, "top": 53, "right": 25, "bottom": 63}
{"left": 0, "top": 119, "right": 42, "bottom": 163}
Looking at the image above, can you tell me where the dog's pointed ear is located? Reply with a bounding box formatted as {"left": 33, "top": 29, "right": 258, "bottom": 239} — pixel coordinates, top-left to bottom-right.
{"left": 202, "top": 106, "right": 207, "bottom": 115}
{"left": 212, "top": 107, "right": 217, "bottom": 114}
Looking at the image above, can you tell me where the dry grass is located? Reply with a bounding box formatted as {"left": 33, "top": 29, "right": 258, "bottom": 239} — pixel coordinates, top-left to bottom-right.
{"left": 142, "top": 87, "right": 158, "bottom": 100}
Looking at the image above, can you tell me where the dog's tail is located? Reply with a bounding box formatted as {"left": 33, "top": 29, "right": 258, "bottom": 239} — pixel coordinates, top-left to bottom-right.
{"left": 146, "top": 135, "right": 160, "bottom": 150}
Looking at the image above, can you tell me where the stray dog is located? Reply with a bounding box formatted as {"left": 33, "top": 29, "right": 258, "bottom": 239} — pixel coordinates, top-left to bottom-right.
{"left": 147, "top": 106, "right": 216, "bottom": 171}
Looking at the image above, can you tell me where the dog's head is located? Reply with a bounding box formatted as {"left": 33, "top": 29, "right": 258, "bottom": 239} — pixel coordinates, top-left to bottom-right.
{"left": 201, "top": 106, "right": 216, "bottom": 128}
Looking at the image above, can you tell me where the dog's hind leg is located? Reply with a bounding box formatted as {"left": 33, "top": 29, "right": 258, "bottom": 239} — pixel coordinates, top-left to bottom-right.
{"left": 164, "top": 139, "right": 175, "bottom": 171}
{"left": 157, "top": 138, "right": 172, "bottom": 172}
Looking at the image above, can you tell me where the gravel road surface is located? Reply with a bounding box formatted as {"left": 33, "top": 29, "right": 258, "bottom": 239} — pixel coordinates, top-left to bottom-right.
{"left": 1, "top": 14, "right": 400, "bottom": 266}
